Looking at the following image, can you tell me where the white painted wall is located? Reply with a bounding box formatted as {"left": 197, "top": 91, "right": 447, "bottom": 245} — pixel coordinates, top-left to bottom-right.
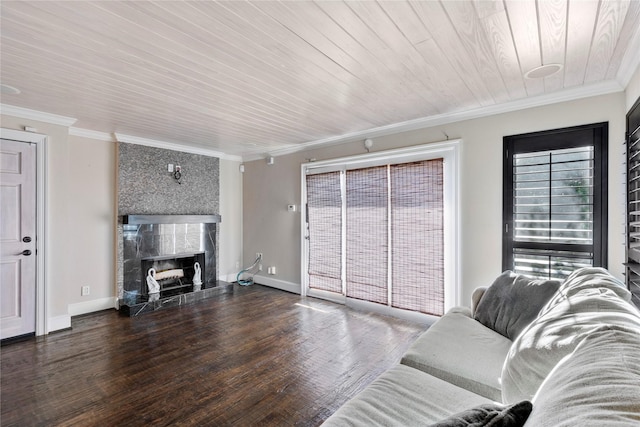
{"left": 626, "top": 64, "right": 640, "bottom": 110}
{"left": 66, "top": 134, "right": 116, "bottom": 316}
{"left": 219, "top": 159, "right": 243, "bottom": 282}
{"left": 243, "top": 92, "right": 627, "bottom": 306}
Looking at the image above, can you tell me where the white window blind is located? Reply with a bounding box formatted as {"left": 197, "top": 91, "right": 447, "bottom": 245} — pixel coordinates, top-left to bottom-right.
{"left": 512, "top": 147, "right": 594, "bottom": 279}
{"left": 306, "top": 171, "right": 342, "bottom": 293}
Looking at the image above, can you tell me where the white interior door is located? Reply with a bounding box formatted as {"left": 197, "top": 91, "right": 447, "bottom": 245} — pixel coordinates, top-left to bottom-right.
{"left": 1, "top": 139, "right": 37, "bottom": 339}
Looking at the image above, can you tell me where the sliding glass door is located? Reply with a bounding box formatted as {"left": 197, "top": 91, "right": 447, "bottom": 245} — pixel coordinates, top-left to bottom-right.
{"left": 305, "top": 158, "right": 445, "bottom": 316}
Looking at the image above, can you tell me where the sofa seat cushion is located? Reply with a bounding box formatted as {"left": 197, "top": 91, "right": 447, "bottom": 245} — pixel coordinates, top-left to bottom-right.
{"left": 401, "top": 307, "right": 512, "bottom": 401}
{"left": 524, "top": 327, "right": 640, "bottom": 426}
{"left": 502, "top": 287, "right": 640, "bottom": 404}
{"left": 322, "top": 364, "right": 493, "bottom": 427}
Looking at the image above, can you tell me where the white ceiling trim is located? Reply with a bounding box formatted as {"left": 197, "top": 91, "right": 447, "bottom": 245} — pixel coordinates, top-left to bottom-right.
{"left": 69, "top": 127, "right": 115, "bottom": 142}
{"left": 0, "top": 103, "right": 77, "bottom": 127}
{"left": 114, "top": 133, "right": 242, "bottom": 161}
{"left": 245, "top": 79, "right": 624, "bottom": 162}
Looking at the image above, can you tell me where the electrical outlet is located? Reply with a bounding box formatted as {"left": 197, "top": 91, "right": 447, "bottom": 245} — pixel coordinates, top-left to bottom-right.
{"left": 256, "top": 252, "right": 263, "bottom": 260}
{"left": 268, "top": 266, "right": 276, "bottom": 275}
{"left": 235, "top": 261, "right": 240, "bottom": 269}
{"left": 81, "top": 286, "right": 90, "bottom": 296}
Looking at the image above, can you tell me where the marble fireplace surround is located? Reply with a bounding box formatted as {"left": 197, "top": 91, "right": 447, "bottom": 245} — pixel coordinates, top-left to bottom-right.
{"left": 117, "top": 214, "right": 232, "bottom": 316}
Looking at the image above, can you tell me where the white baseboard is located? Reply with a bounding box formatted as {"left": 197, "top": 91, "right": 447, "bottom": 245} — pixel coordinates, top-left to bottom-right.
{"left": 345, "top": 298, "right": 437, "bottom": 325}
{"left": 68, "top": 297, "right": 118, "bottom": 317}
{"left": 48, "top": 315, "right": 71, "bottom": 333}
{"left": 220, "top": 273, "right": 238, "bottom": 283}
{"left": 253, "top": 275, "right": 301, "bottom": 294}
{"left": 307, "top": 288, "right": 346, "bottom": 304}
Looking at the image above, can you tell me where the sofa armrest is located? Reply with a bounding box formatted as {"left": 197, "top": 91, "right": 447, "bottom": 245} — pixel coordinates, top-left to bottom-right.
{"left": 471, "top": 287, "right": 488, "bottom": 317}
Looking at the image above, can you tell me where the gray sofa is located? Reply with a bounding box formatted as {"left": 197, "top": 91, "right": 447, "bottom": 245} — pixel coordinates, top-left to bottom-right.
{"left": 323, "top": 268, "right": 640, "bottom": 426}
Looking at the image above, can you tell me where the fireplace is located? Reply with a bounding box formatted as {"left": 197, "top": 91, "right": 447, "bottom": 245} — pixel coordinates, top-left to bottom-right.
{"left": 117, "top": 214, "right": 232, "bottom": 316}
{"left": 140, "top": 251, "right": 205, "bottom": 297}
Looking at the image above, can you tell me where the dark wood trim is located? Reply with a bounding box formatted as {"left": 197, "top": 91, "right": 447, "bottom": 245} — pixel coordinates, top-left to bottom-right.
{"left": 502, "top": 138, "right": 514, "bottom": 270}
{"left": 503, "top": 122, "right": 609, "bottom": 272}
{"left": 625, "top": 96, "right": 640, "bottom": 308}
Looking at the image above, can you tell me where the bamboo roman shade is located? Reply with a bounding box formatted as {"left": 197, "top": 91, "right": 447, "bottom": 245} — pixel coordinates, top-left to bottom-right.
{"left": 307, "top": 171, "right": 342, "bottom": 293}
{"left": 390, "top": 160, "right": 444, "bottom": 314}
{"left": 306, "top": 158, "right": 445, "bottom": 316}
{"left": 346, "top": 166, "right": 389, "bottom": 304}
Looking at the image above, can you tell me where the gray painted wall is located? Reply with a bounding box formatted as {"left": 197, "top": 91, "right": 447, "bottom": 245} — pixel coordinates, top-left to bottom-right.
{"left": 118, "top": 142, "right": 219, "bottom": 215}
{"left": 242, "top": 92, "right": 627, "bottom": 306}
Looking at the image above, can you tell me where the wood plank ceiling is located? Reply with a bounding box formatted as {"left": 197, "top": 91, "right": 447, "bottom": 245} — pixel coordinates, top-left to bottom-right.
{"left": 1, "top": 1, "right": 639, "bottom": 159}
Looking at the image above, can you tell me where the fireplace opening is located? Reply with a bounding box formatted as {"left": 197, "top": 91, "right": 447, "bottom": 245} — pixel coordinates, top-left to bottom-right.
{"left": 141, "top": 252, "right": 205, "bottom": 298}
{"left": 119, "top": 215, "right": 224, "bottom": 311}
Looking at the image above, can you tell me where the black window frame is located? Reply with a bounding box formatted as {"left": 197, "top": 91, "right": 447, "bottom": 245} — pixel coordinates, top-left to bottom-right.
{"left": 502, "top": 122, "right": 608, "bottom": 276}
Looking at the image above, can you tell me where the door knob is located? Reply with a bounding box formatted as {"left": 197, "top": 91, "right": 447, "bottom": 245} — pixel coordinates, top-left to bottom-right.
{"left": 23, "top": 236, "right": 32, "bottom": 243}
{"left": 21, "top": 249, "right": 32, "bottom": 256}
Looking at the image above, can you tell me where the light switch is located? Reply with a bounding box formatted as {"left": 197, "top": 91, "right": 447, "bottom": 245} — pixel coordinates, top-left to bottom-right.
{"left": 168, "top": 164, "right": 174, "bottom": 173}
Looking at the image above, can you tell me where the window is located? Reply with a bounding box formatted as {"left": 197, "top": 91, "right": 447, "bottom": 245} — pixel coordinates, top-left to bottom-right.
{"left": 503, "top": 123, "right": 608, "bottom": 280}
{"left": 302, "top": 141, "right": 459, "bottom": 317}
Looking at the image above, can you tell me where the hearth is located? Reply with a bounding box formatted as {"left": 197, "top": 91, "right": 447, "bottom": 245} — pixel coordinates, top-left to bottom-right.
{"left": 117, "top": 214, "right": 232, "bottom": 316}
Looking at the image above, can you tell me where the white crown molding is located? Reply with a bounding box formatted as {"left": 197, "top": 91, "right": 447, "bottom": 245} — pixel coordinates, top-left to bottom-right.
{"left": 2, "top": 74, "right": 627, "bottom": 163}
{"left": 0, "top": 104, "right": 77, "bottom": 127}
{"left": 69, "top": 127, "right": 115, "bottom": 142}
{"left": 244, "top": 80, "right": 624, "bottom": 162}
{"left": 115, "top": 132, "right": 242, "bottom": 161}
{"left": 616, "top": 22, "right": 640, "bottom": 88}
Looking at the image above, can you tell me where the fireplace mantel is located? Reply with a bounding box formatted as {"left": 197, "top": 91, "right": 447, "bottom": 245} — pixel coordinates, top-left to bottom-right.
{"left": 122, "top": 214, "right": 222, "bottom": 225}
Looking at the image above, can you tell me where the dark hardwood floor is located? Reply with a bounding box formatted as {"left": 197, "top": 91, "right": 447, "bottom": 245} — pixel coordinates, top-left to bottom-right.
{"left": 1, "top": 285, "right": 426, "bottom": 426}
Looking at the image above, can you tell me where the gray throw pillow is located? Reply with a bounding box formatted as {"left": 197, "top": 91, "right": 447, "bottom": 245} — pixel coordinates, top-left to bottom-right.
{"left": 473, "top": 271, "right": 561, "bottom": 340}
{"left": 429, "top": 401, "right": 532, "bottom": 427}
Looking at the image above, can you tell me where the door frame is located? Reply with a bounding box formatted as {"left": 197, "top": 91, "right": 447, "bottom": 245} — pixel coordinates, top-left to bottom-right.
{"left": 300, "top": 139, "right": 461, "bottom": 319}
{"left": 1, "top": 128, "right": 48, "bottom": 335}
